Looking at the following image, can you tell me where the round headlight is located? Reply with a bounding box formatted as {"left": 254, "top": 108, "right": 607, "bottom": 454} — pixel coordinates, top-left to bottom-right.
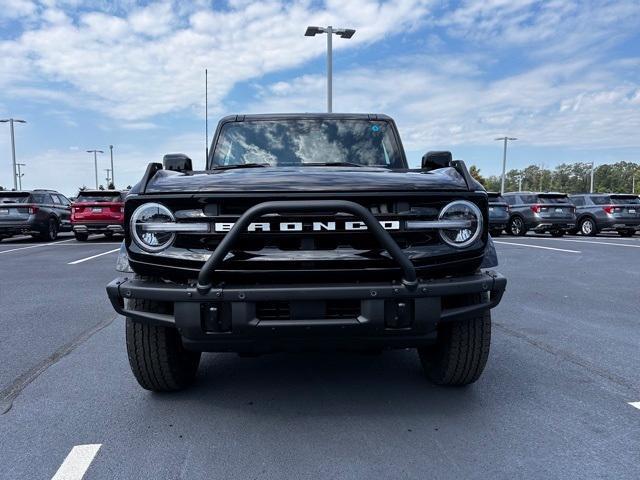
{"left": 438, "top": 200, "right": 483, "bottom": 248}
{"left": 130, "top": 203, "right": 175, "bottom": 252}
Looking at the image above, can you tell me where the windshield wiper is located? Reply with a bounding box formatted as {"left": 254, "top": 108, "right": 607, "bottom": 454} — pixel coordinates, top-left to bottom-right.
{"left": 211, "top": 163, "right": 270, "bottom": 170}
{"left": 304, "top": 162, "right": 365, "bottom": 167}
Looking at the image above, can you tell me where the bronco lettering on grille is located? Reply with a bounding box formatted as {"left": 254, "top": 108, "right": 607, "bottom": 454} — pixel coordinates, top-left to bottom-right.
{"left": 213, "top": 220, "right": 400, "bottom": 233}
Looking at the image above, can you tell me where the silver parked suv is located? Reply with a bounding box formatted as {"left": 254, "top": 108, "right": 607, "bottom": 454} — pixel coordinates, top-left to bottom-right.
{"left": 568, "top": 194, "right": 639, "bottom": 237}
{"left": 503, "top": 192, "right": 576, "bottom": 237}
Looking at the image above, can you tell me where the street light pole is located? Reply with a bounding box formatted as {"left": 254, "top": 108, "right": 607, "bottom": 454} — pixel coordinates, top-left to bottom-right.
{"left": 16, "top": 163, "right": 25, "bottom": 190}
{"left": 109, "top": 145, "right": 114, "bottom": 187}
{"left": 86, "top": 149, "right": 104, "bottom": 189}
{"left": 590, "top": 162, "right": 595, "bottom": 193}
{"left": 305, "top": 25, "right": 356, "bottom": 113}
{"left": 105, "top": 168, "right": 112, "bottom": 186}
{"left": 495, "top": 136, "right": 517, "bottom": 194}
{"left": 0, "top": 118, "right": 27, "bottom": 190}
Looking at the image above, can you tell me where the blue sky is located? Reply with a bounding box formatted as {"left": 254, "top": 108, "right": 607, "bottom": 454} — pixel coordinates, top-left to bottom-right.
{"left": 0, "top": 0, "right": 639, "bottom": 195}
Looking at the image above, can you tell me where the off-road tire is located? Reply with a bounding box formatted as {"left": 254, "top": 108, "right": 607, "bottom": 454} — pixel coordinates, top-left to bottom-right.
{"left": 418, "top": 310, "right": 491, "bottom": 386}
{"left": 125, "top": 298, "right": 201, "bottom": 392}
{"left": 508, "top": 216, "right": 527, "bottom": 236}
{"left": 74, "top": 232, "right": 89, "bottom": 241}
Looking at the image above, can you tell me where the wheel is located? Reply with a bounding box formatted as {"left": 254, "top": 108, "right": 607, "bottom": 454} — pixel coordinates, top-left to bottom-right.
{"left": 104, "top": 231, "right": 114, "bottom": 239}
{"left": 44, "top": 218, "right": 59, "bottom": 241}
{"left": 490, "top": 229, "right": 502, "bottom": 237}
{"left": 418, "top": 310, "right": 491, "bottom": 386}
{"left": 618, "top": 229, "right": 634, "bottom": 237}
{"left": 579, "top": 217, "right": 596, "bottom": 236}
{"left": 550, "top": 230, "right": 564, "bottom": 237}
{"left": 508, "top": 216, "right": 527, "bottom": 236}
{"left": 125, "top": 298, "right": 201, "bottom": 392}
{"left": 74, "top": 232, "right": 89, "bottom": 241}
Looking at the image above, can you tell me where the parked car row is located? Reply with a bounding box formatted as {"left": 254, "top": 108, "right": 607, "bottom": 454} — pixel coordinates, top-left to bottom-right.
{"left": 0, "top": 189, "right": 126, "bottom": 242}
{"left": 488, "top": 191, "right": 640, "bottom": 237}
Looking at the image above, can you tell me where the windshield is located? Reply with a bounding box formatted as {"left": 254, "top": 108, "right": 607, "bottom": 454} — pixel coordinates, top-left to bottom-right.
{"left": 0, "top": 193, "right": 29, "bottom": 203}
{"left": 211, "top": 119, "right": 405, "bottom": 168}
{"left": 76, "top": 192, "right": 122, "bottom": 202}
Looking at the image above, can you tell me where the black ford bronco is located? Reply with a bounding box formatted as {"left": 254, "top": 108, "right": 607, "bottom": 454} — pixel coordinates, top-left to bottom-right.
{"left": 106, "top": 113, "right": 506, "bottom": 392}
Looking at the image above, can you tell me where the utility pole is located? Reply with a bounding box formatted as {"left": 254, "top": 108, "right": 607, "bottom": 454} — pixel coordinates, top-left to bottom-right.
{"left": 590, "top": 161, "right": 595, "bottom": 193}
{"left": 305, "top": 26, "right": 356, "bottom": 113}
{"left": 0, "top": 118, "right": 27, "bottom": 190}
{"left": 494, "top": 136, "right": 517, "bottom": 194}
{"left": 109, "top": 145, "right": 114, "bottom": 188}
{"left": 205, "top": 68, "right": 209, "bottom": 162}
{"left": 86, "top": 149, "right": 104, "bottom": 189}
{"left": 515, "top": 174, "right": 524, "bottom": 191}
{"left": 16, "top": 163, "right": 25, "bottom": 190}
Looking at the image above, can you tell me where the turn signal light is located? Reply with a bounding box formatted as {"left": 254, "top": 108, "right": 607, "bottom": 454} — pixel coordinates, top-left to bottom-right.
{"left": 28, "top": 205, "right": 38, "bottom": 215}
{"left": 530, "top": 204, "right": 541, "bottom": 214}
{"left": 603, "top": 205, "right": 614, "bottom": 214}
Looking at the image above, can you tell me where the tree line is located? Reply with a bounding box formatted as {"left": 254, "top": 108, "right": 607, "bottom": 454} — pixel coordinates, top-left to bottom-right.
{"left": 470, "top": 161, "right": 640, "bottom": 194}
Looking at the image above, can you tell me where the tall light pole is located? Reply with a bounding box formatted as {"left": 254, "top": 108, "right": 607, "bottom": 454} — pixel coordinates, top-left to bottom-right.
{"left": 16, "top": 163, "right": 25, "bottom": 190}
{"left": 86, "top": 149, "right": 104, "bottom": 189}
{"left": 515, "top": 174, "right": 524, "bottom": 192}
{"left": 105, "top": 168, "right": 112, "bottom": 186}
{"left": 0, "top": 118, "right": 27, "bottom": 190}
{"left": 495, "top": 136, "right": 517, "bottom": 194}
{"left": 109, "top": 145, "right": 114, "bottom": 187}
{"left": 305, "top": 25, "right": 356, "bottom": 113}
{"left": 590, "top": 161, "right": 595, "bottom": 193}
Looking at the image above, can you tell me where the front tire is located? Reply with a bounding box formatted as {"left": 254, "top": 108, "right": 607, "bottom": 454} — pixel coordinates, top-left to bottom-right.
{"left": 418, "top": 310, "right": 491, "bottom": 386}
{"left": 125, "top": 298, "right": 201, "bottom": 392}
{"left": 508, "top": 216, "right": 527, "bottom": 236}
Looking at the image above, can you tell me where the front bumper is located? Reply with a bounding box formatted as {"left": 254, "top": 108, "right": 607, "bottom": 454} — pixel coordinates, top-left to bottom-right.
{"left": 73, "top": 223, "right": 124, "bottom": 234}
{"left": 106, "top": 271, "right": 506, "bottom": 351}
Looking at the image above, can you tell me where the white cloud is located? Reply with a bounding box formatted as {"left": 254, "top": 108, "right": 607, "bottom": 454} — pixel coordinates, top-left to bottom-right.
{"left": 0, "top": 0, "right": 433, "bottom": 120}
{"left": 249, "top": 55, "right": 640, "bottom": 153}
{"left": 0, "top": 0, "right": 37, "bottom": 20}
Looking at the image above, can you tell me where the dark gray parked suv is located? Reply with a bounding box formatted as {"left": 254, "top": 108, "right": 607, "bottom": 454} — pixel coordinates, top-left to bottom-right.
{"left": 488, "top": 192, "right": 509, "bottom": 236}
{"left": 503, "top": 192, "right": 576, "bottom": 237}
{"left": 569, "top": 194, "right": 639, "bottom": 237}
{"left": 0, "top": 189, "right": 72, "bottom": 241}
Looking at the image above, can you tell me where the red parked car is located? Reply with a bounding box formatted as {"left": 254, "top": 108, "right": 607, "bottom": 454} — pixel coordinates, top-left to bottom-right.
{"left": 71, "top": 190, "right": 126, "bottom": 241}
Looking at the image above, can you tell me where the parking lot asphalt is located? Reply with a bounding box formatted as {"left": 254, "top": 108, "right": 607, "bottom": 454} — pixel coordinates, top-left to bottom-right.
{"left": 0, "top": 233, "right": 639, "bottom": 479}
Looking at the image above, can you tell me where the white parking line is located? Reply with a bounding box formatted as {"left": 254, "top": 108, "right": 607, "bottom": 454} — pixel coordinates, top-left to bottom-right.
{"left": 0, "top": 239, "right": 75, "bottom": 255}
{"left": 51, "top": 444, "right": 101, "bottom": 480}
{"left": 527, "top": 238, "right": 640, "bottom": 249}
{"left": 493, "top": 240, "right": 581, "bottom": 253}
{"left": 67, "top": 248, "right": 119, "bottom": 265}
{"left": 629, "top": 402, "right": 640, "bottom": 411}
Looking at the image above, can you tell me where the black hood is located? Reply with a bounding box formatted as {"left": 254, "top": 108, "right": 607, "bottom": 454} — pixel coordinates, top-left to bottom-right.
{"left": 141, "top": 166, "right": 470, "bottom": 194}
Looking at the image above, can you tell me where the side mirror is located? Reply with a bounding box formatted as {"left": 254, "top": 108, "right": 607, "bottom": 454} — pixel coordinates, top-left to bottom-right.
{"left": 421, "top": 151, "right": 452, "bottom": 171}
{"left": 163, "top": 153, "right": 193, "bottom": 172}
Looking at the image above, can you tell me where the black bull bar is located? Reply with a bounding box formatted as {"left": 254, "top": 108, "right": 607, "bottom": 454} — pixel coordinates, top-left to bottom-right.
{"left": 196, "top": 200, "right": 419, "bottom": 293}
